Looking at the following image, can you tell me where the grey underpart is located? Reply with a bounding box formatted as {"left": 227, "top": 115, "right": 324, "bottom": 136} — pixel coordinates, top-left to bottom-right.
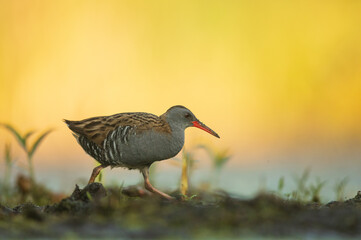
{"left": 76, "top": 125, "right": 185, "bottom": 169}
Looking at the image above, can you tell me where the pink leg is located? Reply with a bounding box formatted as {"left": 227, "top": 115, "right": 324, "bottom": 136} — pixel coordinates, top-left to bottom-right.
{"left": 88, "top": 165, "right": 105, "bottom": 184}
{"left": 141, "top": 167, "right": 174, "bottom": 200}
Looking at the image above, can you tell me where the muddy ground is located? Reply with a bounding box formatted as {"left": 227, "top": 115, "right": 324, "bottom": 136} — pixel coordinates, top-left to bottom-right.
{"left": 1, "top": 183, "right": 361, "bottom": 239}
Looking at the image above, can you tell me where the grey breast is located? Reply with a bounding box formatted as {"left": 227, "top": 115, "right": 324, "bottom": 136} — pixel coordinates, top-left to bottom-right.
{"left": 102, "top": 125, "right": 185, "bottom": 168}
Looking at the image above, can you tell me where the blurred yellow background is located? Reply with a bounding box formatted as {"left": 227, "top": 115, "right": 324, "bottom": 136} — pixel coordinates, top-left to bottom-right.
{"left": 1, "top": 1, "right": 361, "bottom": 195}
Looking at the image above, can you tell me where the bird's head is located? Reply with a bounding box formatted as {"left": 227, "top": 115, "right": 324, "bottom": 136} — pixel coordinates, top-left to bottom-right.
{"left": 164, "top": 105, "right": 220, "bottom": 138}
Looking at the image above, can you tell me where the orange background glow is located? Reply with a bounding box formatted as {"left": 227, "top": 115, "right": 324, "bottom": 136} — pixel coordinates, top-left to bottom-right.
{"left": 1, "top": 1, "right": 361, "bottom": 193}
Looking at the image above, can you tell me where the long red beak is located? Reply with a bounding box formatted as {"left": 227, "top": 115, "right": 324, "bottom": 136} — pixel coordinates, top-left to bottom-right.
{"left": 192, "top": 121, "right": 220, "bottom": 138}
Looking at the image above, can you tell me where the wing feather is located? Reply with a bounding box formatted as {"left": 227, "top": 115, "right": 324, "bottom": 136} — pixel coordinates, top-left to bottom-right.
{"left": 64, "top": 112, "right": 171, "bottom": 146}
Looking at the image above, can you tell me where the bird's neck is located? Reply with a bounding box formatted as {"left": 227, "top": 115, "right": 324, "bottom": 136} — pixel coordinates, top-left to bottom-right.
{"left": 160, "top": 114, "right": 181, "bottom": 133}
{"left": 156, "top": 114, "right": 185, "bottom": 157}
{"left": 160, "top": 114, "right": 185, "bottom": 140}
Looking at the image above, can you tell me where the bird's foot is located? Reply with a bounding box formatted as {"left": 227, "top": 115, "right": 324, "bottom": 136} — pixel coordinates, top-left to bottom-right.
{"left": 156, "top": 191, "right": 175, "bottom": 201}
{"left": 144, "top": 184, "right": 175, "bottom": 200}
{"left": 142, "top": 167, "right": 175, "bottom": 200}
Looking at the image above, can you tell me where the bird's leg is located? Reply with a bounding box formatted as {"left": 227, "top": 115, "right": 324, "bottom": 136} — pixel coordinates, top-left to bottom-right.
{"left": 88, "top": 165, "right": 105, "bottom": 184}
{"left": 141, "top": 167, "right": 175, "bottom": 200}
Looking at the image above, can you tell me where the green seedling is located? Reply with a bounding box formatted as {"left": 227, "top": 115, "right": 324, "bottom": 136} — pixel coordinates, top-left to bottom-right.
{"left": 197, "top": 144, "right": 231, "bottom": 187}
{"left": 277, "top": 176, "right": 285, "bottom": 195}
{"left": 180, "top": 149, "right": 190, "bottom": 196}
{"left": 4, "top": 142, "right": 14, "bottom": 186}
{"left": 309, "top": 178, "right": 326, "bottom": 203}
{"left": 1, "top": 142, "right": 16, "bottom": 199}
{"left": 334, "top": 177, "right": 348, "bottom": 201}
{"left": 86, "top": 191, "right": 93, "bottom": 201}
{"left": 169, "top": 148, "right": 197, "bottom": 198}
{"left": 95, "top": 166, "right": 104, "bottom": 184}
{"left": 286, "top": 169, "right": 327, "bottom": 203}
{"left": 1, "top": 123, "right": 52, "bottom": 183}
{"left": 290, "top": 168, "right": 311, "bottom": 201}
{"left": 180, "top": 194, "right": 197, "bottom": 201}
{"left": 149, "top": 163, "right": 157, "bottom": 185}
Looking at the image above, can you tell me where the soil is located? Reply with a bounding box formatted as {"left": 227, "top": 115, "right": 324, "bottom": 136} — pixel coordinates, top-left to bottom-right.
{"left": 1, "top": 183, "right": 361, "bottom": 239}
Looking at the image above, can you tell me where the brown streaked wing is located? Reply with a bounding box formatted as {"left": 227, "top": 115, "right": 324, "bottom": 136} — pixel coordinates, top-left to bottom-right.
{"left": 64, "top": 112, "right": 171, "bottom": 146}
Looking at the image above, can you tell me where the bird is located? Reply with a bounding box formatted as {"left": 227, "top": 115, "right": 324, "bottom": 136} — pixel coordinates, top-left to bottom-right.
{"left": 64, "top": 105, "right": 219, "bottom": 200}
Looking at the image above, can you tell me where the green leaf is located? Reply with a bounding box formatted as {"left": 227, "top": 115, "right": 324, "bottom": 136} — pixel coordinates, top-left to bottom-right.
{"left": 28, "top": 129, "right": 53, "bottom": 159}
{"left": 24, "top": 130, "right": 35, "bottom": 141}
{"left": 214, "top": 156, "right": 230, "bottom": 169}
{"left": 97, "top": 171, "right": 103, "bottom": 183}
{"left": 196, "top": 144, "right": 215, "bottom": 159}
{"left": 5, "top": 142, "right": 12, "bottom": 164}
{"left": 278, "top": 177, "right": 284, "bottom": 192}
{"left": 1, "top": 123, "right": 27, "bottom": 150}
{"left": 86, "top": 191, "right": 93, "bottom": 201}
{"left": 181, "top": 194, "right": 197, "bottom": 201}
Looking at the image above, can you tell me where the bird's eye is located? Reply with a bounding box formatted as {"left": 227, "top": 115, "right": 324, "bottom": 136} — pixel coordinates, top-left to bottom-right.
{"left": 184, "top": 113, "right": 191, "bottom": 119}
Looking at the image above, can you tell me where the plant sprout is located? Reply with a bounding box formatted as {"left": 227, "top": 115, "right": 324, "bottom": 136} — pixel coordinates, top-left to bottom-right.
{"left": 277, "top": 176, "right": 285, "bottom": 194}
{"left": 309, "top": 177, "right": 327, "bottom": 203}
{"left": 286, "top": 169, "right": 327, "bottom": 203}
{"left": 180, "top": 149, "right": 189, "bottom": 196}
{"left": 290, "top": 168, "right": 311, "bottom": 201}
{"left": 334, "top": 177, "right": 348, "bottom": 201}
{"left": 197, "top": 144, "right": 231, "bottom": 187}
{"left": 1, "top": 142, "right": 15, "bottom": 198}
{"left": 179, "top": 148, "right": 198, "bottom": 200}
{"left": 1, "top": 123, "right": 52, "bottom": 183}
